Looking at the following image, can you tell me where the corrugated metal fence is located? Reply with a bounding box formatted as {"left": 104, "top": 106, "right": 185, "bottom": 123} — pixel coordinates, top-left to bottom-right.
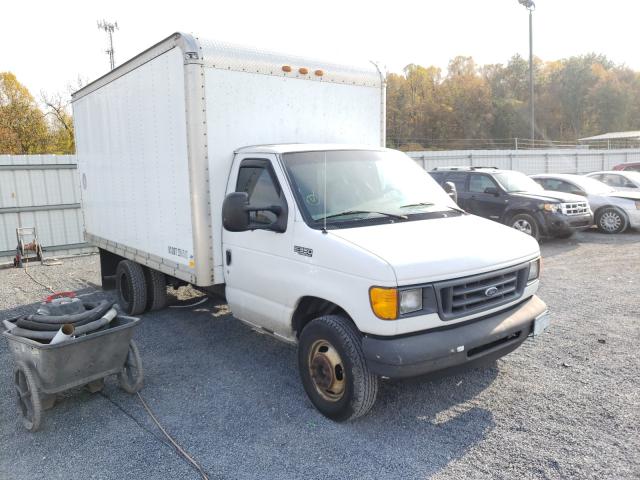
{"left": 407, "top": 148, "right": 640, "bottom": 174}
{"left": 0, "top": 155, "right": 93, "bottom": 265}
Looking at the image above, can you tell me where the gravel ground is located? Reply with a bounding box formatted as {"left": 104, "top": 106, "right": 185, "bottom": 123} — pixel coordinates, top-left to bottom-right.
{"left": 0, "top": 229, "right": 638, "bottom": 479}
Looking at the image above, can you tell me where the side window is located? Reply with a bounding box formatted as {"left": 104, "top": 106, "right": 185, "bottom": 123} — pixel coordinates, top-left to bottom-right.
{"left": 590, "top": 174, "right": 603, "bottom": 182}
{"left": 236, "top": 160, "right": 284, "bottom": 225}
{"left": 444, "top": 172, "right": 468, "bottom": 192}
{"left": 542, "top": 179, "right": 576, "bottom": 194}
{"left": 603, "top": 174, "right": 624, "bottom": 187}
{"left": 469, "top": 174, "right": 498, "bottom": 193}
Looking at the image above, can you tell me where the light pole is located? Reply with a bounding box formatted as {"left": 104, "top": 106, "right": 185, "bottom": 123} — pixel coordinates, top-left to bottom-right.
{"left": 518, "top": 0, "right": 535, "bottom": 145}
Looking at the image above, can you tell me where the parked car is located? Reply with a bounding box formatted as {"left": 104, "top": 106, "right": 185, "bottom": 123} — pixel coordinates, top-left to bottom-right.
{"left": 429, "top": 167, "right": 592, "bottom": 240}
{"left": 531, "top": 174, "right": 640, "bottom": 234}
{"left": 585, "top": 171, "right": 640, "bottom": 191}
{"left": 612, "top": 162, "right": 640, "bottom": 172}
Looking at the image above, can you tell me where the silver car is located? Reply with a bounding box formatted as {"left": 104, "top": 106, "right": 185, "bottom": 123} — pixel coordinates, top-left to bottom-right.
{"left": 585, "top": 171, "right": 640, "bottom": 192}
{"left": 531, "top": 173, "right": 640, "bottom": 234}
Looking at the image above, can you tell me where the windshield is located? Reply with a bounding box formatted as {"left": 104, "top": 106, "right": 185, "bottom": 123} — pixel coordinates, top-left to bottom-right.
{"left": 281, "top": 150, "right": 457, "bottom": 226}
{"left": 493, "top": 171, "right": 544, "bottom": 193}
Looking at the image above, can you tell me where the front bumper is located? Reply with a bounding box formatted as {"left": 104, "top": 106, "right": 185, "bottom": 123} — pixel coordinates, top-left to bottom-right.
{"left": 537, "top": 211, "right": 592, "bottom": 237}
{"left": 362, "top": 295, "right": 547, "bottom": 378}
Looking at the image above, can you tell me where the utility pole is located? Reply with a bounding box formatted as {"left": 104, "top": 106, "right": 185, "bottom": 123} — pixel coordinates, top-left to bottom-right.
{"left": 517, "top": 1, "right": 535, "bottom": 146}
{"left": 97, "top": 20, "right": 119, "bottom": 70}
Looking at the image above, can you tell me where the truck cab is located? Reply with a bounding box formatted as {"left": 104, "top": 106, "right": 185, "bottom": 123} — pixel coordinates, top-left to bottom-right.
{"left": 221, "top": 145, "right": 548, "bottom": 420}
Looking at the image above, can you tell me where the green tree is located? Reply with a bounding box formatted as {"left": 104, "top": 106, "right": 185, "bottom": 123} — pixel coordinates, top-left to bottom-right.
{"left": 0, "top": 72, "right": 49, "bottom": 153}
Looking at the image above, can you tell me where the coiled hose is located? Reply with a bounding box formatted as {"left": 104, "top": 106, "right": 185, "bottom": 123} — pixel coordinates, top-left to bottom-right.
{"left": 8, "top": 301, "right": 117, "bottom": 341}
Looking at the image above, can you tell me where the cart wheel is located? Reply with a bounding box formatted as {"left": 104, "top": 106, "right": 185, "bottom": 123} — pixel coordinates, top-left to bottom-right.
{"left": 118, "top": 340, "right": 144, "bottom": 393}
{"left": 14, "top": 363, "right": 42, "bottom": 432}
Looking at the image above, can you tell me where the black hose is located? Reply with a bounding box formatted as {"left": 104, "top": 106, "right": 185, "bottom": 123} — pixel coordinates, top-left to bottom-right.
{"left": 16, "top": 305, "right": 111, "bottom": 331}
{"left": 9, "top": 309, "right": 117, "bottom": 341}
{"left": 18, "top": 300, "right": 114, "bottom": 326}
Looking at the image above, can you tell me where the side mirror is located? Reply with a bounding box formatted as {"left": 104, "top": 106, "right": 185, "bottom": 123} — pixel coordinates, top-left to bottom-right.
{"left": 443, "top": 181, "right": 458, "bottom": 204}
{"left": 222, "top": 192, "right": 286, "bottom": 233}
{"left": 484, "top": 187, "right": 499, "bottom": 196}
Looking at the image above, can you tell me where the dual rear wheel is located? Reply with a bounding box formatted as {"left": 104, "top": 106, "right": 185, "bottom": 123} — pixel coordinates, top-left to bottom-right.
{"left": 116, "top": 260, "right": 168, "bottom": 315}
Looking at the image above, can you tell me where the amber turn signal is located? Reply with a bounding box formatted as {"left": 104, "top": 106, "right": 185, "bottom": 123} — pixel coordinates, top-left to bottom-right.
{"left": 369, "top": 287, "right": 398, "bottom": 320}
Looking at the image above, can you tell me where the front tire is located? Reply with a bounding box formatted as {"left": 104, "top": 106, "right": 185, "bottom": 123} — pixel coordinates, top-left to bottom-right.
{"left": 596, "top": 208, "right": 628, "bottom": 234}
{"left": 298, "top": 315, "right": 378, "bottom": 422}
{"left": 510, "top": 213, "right": 540, "bottom": 240}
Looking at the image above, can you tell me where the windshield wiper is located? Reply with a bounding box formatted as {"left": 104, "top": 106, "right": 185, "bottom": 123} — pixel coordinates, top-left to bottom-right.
{"left": 316, "top": 210, "right": 408, "bottom": 222}
{"left": 399, "top": 202, "right": 434, "bottom": 209}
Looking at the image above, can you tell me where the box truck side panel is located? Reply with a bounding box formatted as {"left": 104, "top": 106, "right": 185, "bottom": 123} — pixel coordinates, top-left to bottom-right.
{"left": 74, "top": 48, "right": 196, "bottom": 279}
{"left": 203, "top": 68, "right": 383, "bottom": 279}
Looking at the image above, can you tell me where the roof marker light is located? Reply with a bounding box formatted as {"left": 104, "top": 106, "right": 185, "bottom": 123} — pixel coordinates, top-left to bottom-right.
{"left": 282, "top": 65, "right": 292, "bottom": 73}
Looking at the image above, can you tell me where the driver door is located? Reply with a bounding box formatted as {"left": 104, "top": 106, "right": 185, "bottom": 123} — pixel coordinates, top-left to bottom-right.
{"left": 222, "top": 154, "right": 295, "bottom": 336}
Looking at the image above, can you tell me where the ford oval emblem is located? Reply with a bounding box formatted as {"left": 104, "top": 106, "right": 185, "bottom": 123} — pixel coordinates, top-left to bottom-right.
{"left": 484, "top": 286, "right": 499, "bottom": 297}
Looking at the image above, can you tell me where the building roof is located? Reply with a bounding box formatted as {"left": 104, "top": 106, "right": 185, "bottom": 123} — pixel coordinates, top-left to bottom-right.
{"left": 579, "top": 131, "right": 640, "bottom": 141}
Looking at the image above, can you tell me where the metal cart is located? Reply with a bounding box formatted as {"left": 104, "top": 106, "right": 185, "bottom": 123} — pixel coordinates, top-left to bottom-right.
{"left": 3, "top": 315, "right": 143, "bottom": 431}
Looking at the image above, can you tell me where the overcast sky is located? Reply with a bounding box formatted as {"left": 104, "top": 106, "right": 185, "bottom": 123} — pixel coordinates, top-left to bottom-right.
{"left": 2, "top": 0, "right": 638, "bottom": 100}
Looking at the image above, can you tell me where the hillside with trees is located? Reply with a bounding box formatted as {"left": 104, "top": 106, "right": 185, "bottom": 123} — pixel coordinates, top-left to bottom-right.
{"left": 387, "top": 54, "right": 640, "bottom": 150}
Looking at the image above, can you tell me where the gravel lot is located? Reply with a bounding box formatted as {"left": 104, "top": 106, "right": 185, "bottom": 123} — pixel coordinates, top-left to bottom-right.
{"left": 0, "top": 229, "right": 638, "bottom": 480}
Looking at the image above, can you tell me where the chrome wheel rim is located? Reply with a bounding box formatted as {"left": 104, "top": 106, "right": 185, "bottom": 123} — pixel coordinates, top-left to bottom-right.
{"left": 308, "top": 339, "right": 346, "bottom": 402}
{"left": 600, "top": 211, "right": 621, "bottom": 232}
{"left": 513, "top": 219, "right": 533, "bottom": 235}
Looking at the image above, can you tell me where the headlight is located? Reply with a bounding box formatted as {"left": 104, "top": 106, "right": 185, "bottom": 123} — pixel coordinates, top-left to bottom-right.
{"left": 369, "top": 287, "right": 398, "bottom": 320}
{"left": 399, "top": 288, "right": 423, "bottom": 315}
{"left": 542, "top": 203, "right": 561, "bottom": 213}
{"left": 528, "top": 258, "right": 541, "bottom": 282}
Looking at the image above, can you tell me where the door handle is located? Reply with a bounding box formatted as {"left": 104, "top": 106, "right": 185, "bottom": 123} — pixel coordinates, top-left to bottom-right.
{"left": 226, "top": 250, "right": 232, "bottom": 266}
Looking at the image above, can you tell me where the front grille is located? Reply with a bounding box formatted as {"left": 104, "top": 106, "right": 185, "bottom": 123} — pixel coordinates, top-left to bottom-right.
{"left": 435, "top": 264, "right": 528, "bottom": 321}
{"left": 561, "top": 202, "right": 589, "bottom": 216}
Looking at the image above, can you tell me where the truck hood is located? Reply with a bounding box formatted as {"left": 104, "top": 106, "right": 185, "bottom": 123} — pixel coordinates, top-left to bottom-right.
{"left": 328, "top": 214, "right": 539, "bottom": 285}
{"left": 510, "top": 190, "right": 585, "bottom": 203}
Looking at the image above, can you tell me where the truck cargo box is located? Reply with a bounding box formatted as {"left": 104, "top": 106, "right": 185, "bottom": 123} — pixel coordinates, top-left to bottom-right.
{"left": 72, "top": 33, "right": 385, "bottom": 286}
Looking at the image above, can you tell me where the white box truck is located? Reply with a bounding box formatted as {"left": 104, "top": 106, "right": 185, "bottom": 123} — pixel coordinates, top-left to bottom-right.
{"left": 72, "top": 33, "right": 549, "bottom": 421}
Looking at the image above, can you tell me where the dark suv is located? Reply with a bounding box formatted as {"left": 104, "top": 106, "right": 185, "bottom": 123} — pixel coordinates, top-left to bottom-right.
{"left": 429, "top": 167, "right": 593, "bottom": 239}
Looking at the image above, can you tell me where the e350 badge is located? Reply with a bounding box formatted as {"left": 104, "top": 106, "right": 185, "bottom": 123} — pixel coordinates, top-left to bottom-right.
{"left": 294, "top": 245, "right": 313, "bottom": 257}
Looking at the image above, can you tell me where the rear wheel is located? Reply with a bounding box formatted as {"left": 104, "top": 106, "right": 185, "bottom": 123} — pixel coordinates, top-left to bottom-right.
{"left": 596, "top": 208, "right": 628, "bottom": 234}
{"left": 510, "top": 213, "right": 540, "bottom": 240}
{"left": 298, "top": 315, "right": 378, "bottom": 422}
{"left": 116, "top": 260, "right": 147, "bottom": 315}
{"left": 143, "top": 267, "right": 168, "bottom": 311}
{"left": 14, "top": 363, "right": 42, "bottom": 432}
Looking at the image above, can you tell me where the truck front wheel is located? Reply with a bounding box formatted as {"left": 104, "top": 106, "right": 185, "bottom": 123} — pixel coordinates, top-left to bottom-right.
{"left": 298, "top": 315, "right": 378, "bottom": 422}
{"left": 116, "top": 260, "right": 148, "bottom": 315}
